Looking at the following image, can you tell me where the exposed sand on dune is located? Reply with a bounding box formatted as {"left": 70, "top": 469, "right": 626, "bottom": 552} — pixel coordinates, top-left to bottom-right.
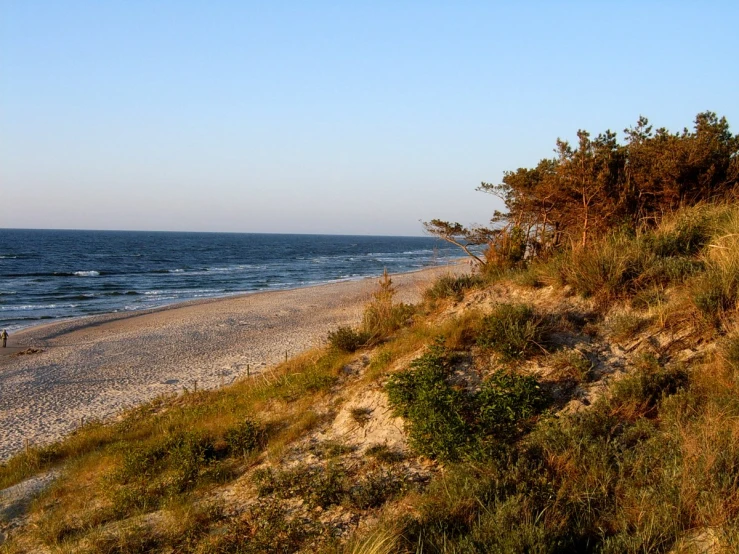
{"left": 0, "top": 264, "right": 467, "bottom": 462}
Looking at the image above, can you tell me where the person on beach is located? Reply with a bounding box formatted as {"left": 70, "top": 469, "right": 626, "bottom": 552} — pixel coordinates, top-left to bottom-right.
{"left": 1, "top": 329, "right": 7, "bottom": 347}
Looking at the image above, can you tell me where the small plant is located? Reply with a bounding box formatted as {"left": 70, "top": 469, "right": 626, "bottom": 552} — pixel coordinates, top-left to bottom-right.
{"left": 476, "top": 303, "right": 546, "bottom": 361}
{"left": 365, "top": 443, "right": 405, "bottom": 463}
{"left": 350, "top": 406, "right": 373, "bottom": 426}
{"left": 691, "top": 265, "right": 739, "bottom": 327}
{"left": 327, "top": 325, "right": 369, "bottom": 353}
{"left": 630, "top": 287, "right": 667, "bottom": 311}
{"left": 347, "top": 469, "right": 406, "bottom": 509}
{"left": 424, "top": 273, "right": 483, "bottom": 302}
{"left": 200, "top": 499, "right": 323, "bottom": 553}
{"left": 609, "top": 312, "right": 651, "bottom": 342}
{"left": 548, "top": 349, "right": 592, "bottom": 382}
{"left": 362, "top": 269, "right": 416, "bottom": 340}
{"left": 612, "top": 353, "right": 688, "bottom": 415}
{"left": 224, "top": 418, "right": 264, "bottom": 457}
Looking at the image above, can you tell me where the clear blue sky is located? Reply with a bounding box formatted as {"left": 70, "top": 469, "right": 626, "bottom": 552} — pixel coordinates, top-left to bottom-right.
{"left": 2, "top": 1, "right": 737, "bottom": 235}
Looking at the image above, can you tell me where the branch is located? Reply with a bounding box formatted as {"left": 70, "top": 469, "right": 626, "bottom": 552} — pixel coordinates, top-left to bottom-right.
{"left": 423, "top": 219, "right": 488, "bottom": 267}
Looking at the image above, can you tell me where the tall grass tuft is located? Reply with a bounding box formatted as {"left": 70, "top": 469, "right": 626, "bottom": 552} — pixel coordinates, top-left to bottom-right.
{"left": 361, "top": 269, "right": 415, "bottom": 341}
{"left": 476, "top": 303, "right": 546, "bottom": 360}
{"left": 423, "top": 273, "right": 483, "bottom": 302}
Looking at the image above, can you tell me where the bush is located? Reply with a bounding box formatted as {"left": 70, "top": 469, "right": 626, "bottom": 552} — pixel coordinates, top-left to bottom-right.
{"left": 424, "top": 273, "right": 483, "bottom": 302}
{"left": 476, "top": 303, "right": 545, "bottom": 361}
{"left": 612, "top": 353, "right": 688, "bottom": 415}
{"left": 386, "top": 347, "right": 472, "bottom": 461}
{"left": 362, "top": 269, "right": 416, "bottom": 340}
{"left": 691, "top": 265, "right": 739, "bottom": 326}
{"left": 347, "top": 469, "right": 406, "bottom": 509}
{"left": 224, "top": 418, "right": 264, "bottom": 456}
{"left": 475, "top": 370, "right": 548, "bottom": 442}
{"left": 365, "top": 444, "right": 405, "bottom": 463}
{"left": 386, "top": 346, "right": 548, "bottom": 461}
{"left": 609, "top": 312, "right": 651, "bottom": 342}
{"left": 200, "top": 499, "right": 322, "bottom": 554}
{"left": 327, "top": 326, "right": 369, "bottom": 352}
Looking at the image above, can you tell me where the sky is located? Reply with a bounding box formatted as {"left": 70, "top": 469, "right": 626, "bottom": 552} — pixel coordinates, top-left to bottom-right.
{"left": 1, "top": 1, "right": 738, "bottom": 236}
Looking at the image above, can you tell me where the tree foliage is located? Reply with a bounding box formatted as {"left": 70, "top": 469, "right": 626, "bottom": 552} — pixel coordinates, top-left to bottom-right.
{"left": 427, "top": 112, "right": 739, "bottom": 265}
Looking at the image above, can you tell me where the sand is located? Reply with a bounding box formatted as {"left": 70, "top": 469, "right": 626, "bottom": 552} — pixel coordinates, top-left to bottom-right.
{"left": 0, "top": 264, "right": 467, "bottom": 462}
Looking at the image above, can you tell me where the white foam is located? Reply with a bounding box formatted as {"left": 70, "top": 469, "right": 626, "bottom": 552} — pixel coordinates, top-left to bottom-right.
{"left": 73, "top": 271, "right": 100, "bottom": 277}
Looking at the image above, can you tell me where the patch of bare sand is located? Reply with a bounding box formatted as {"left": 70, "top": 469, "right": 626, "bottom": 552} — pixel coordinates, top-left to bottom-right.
{"left": 0, "top": 264, "right": 467, "bottom": 462}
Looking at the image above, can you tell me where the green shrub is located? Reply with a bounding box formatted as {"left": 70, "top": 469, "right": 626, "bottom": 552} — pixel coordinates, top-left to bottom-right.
{"left": 692, "top": 265, "right": 739, "bottom": 326}
{"left": 347, "top": 469, "right": 407, "bottom": 509}
{"left": 475, "top": 371, "right": 548, "bottom": 442}
{"left": 476, "top": 303, "right": 545, "bottom": 361}
{"left": 386, "top": 346, "right": 548, "bottom": 461}
{"left": 647, "top": 208, "right": 713, "bottom": 257}
{"left": 200, "top": 499, "right": 323, "bottom": 553}
{"left": 386, "top": 347, "right": 472, "bottom": 461}
{"left": 327, "top": 325, "right": 369, "bottom": 352}
{"left": 224, "top": 418, "right": 264, "bottom": 457}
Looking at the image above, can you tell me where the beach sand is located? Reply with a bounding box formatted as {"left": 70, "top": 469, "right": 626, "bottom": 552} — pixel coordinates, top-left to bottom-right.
{"left": 0, "top": 264, "right": 467, "bottom": 462}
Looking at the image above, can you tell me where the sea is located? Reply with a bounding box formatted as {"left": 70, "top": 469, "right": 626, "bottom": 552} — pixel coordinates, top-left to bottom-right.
{"left": 0, "top": 229, "right": 463, "bottom": 332}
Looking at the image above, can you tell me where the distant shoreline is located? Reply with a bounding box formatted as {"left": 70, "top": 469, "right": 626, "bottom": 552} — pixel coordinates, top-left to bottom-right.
{"left": 0, "top": 262, "right": 469, "bottom": 462}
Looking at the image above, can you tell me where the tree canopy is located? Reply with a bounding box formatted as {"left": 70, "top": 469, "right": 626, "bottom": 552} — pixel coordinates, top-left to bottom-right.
{"left": 426, "top": 112, "right": 739, "bottom": 266}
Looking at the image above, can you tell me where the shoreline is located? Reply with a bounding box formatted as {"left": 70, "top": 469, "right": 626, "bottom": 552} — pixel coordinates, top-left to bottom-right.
{"left": 0, "top": 263, "right": 468, "bottom": 462}
{"left": 1, "top": 260, "right": 465, "bottom": 340}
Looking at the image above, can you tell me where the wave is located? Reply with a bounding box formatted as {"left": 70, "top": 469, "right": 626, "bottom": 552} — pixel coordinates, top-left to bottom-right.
{"left": 73, "top": 271, "right": 100, "bottom": 277}
{"left": 0, "top": 303, "right": 79, "bottom": 311}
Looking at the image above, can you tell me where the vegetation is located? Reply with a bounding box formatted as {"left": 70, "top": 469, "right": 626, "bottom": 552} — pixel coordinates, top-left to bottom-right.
{"left": 386, "top": 345, "right": 548, "bottom": 461}
{"left": 4, "top": 112, "right": 739, "bottom": 553}
{"left": 476, "top": 303, "right": 547, "bottom": 360}
{"left": 328, "top": 325, "right": 370, "bottom": 353}
{"left": 426, "top": 111, "right": 738, "bottom": 268}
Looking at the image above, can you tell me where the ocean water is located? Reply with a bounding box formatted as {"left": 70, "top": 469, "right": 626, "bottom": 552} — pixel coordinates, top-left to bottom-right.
{"left": 0, "top": 229, "right": 463, "bottom": 331}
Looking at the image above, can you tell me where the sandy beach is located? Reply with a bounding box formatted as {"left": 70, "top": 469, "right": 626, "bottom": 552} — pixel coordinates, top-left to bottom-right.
{"left": 0, "top": 264, "right": 467, "bottom": 462}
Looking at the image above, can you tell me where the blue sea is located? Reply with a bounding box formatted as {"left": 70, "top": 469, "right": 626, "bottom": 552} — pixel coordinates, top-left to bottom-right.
{"left": 0, "top": 229, "right": 462, "bottom": 331}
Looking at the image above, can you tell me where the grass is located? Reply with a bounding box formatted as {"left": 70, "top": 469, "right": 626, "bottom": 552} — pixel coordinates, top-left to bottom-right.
{"left": 608, "top": 312, "right": 653, "bottom": 342}
{"left": 0, "top": 348, "right": 352, "bottom": 551}
{"left": 253, "top": 461, "right": 408, "bottom": 511}
{"left": 547, "top": 348, "right": 593, "bottom": 382}
{"left": 423, "top": 273, "right": 483, "bottom": 302}
{"left": 476, "top": 303, "right": 547, "bottom": 361}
